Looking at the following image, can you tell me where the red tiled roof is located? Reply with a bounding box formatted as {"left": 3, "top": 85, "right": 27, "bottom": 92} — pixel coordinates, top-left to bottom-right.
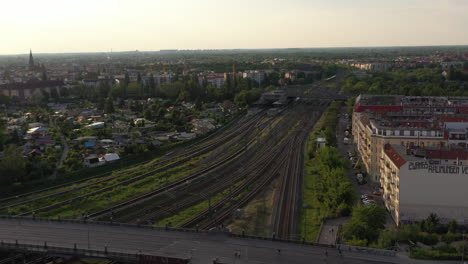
{"left": 384, "top": 144, "right": 407, "bottom": 168}
{"left": 440, "top": 117, "right": 468, "bottom": 122}
{"left": 425, "top": 148, "right": 468, "bottom": 160}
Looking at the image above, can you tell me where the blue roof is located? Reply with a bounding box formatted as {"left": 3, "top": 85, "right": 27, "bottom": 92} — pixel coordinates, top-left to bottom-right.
{"left": 84, "top": 141, "right": 96, "bottom": 148}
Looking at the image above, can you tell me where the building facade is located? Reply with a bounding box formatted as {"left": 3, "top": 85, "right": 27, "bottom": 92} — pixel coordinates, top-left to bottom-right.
{"left": 381, "top": 144, "right": 468, "bottom": 225}
{"left": 353, "top": 95, "right": 468, "bottom": 182}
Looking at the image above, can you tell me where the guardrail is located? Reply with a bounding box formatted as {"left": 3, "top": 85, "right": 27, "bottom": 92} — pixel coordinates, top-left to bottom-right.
{"left": 0, "top": 240, "right": 189, "bottom": 264}
{"left": 0, "top": 216, "right": 396, "bottom": 258}
{"left": 337, "top": 244, "right": 397, "bottom": 257}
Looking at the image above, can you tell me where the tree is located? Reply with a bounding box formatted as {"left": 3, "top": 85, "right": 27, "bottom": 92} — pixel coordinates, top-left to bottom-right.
{"left": 50, "top": 88, "right": 59, "bottom": 102}
{"left": 424, "top": 213, "right": 440, "bottom": 233}
{"left": 104, "top": 97, "right": 115, "bottom": 114}
{"left": 448, "top": 220, "right": 458, "bottom": 233}
{"left": 149, "top": 74, "right": 156, "bottom": 96}
{"left": 343, "top": 205, "right": 387, "bottom": 244}
{"left": 234, "top": 89, "right": 261, "bottom": 107}
{"left": 0, "top": 145, "right": 27, "bottom": 184}
{"left": 59, "top": 87, "right": 69, "bottom": 97}
{"left": 137, "top": 72, "right": 142, "bottom": 83}
{"left": 160, "top": 82, "right": 184, "bottom": 99}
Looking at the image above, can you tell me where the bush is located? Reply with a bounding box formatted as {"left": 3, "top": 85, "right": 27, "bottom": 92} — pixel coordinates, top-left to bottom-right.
{"left": 347, "top": 238, "right": 368, "bottom": 247}
{"left": 418, "top": 233, "right": 439, "bottom": 246}
{"left": 442, "top": 233, "right": 463, "bottom": 244}
{"left": 343, "top": 205, "right": 386, "bottom": 243}
{"left": 337, "top": 202, "right": 352, "bottom": 217}
{"left": 410, "top": 248, "right": 462, "bottom": 260}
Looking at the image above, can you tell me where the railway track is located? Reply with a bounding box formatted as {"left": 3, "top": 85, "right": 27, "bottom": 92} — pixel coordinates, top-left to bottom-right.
{"left": 181, "top": 136, "right": 294, "bottom": 229}
{"left": 108, "top": 108, "right": 297, "bottom": 225}
{"left": 5, "top": 112, "right": 265, "bottom": 216}
{"left": 103, "top": 106, "right": 296, "bottom": 224}
{"left": 89, "top": 113, "right": 276, "bottom": 221}
{"left": 272, "top": 108, "right": 321, "bottom": 239}
{"left": 0, "top": 112, "right": 247, "bottom": 206}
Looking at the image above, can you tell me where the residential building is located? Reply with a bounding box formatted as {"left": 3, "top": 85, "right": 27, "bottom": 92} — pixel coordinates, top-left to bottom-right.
{"left": 353, "top": 95, "right": 468, "bottom": 182}
{"left": 243, "top": 70, "right": 265, "bottom": 85}
{"left": 0, "top": 80, "right": 64, "bottom": 100}
{"left": 381, "top": 144, "right": 468, "bottom": 225}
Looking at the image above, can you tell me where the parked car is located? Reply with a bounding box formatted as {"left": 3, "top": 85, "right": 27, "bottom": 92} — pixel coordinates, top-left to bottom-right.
{"left": 373, "top": 190, "right": 382, "bottom": 196}
{"left": 363, "top": 200, "right": 376, "bottom": 205}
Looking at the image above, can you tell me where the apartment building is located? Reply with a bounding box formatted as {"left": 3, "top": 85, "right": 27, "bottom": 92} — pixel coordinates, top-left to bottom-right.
{"left": 242, "top": 70, "right": 265, "bottom": 85}
{"left": 352, "top": 95, "right": 468, "bottom": 182}
{"left": 381, "top": 144, "right": 468, "bottom": 225}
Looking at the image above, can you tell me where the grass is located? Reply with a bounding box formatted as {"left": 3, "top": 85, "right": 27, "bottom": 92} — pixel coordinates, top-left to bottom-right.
{"left": 154, "top": 181, "right": 244, "bottom": 227}
{"left": 228, "top": 179, "right": 277, "bottom": 237}
{"left": 4, "top": 155, "right": 205, "bottom": 217}
{"left": 0, "top": 117, "right": 238, "bottom": 199}
{"left": 298, "top": 101, "right": 343, "bottom": 241}
{"left": 42, "top": 161, "right": 201, "bottom": 218}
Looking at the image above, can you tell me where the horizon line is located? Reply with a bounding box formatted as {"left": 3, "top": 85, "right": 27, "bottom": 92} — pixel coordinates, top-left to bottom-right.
{"left": 1, "top": 44, "right": 468, "bottom": 56}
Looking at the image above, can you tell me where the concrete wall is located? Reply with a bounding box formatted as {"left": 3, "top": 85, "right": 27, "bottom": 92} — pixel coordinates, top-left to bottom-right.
{"left": 399, "top": 163, "right": 468, "bottom": 224}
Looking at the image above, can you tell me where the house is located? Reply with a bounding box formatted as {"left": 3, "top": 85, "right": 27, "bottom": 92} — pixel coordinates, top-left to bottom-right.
{"left": 176, "top": 132, "right": 197, "bottom": 141}
{"left": 27, "top": 126, "right": 48, "bottom": 135}
{"left": 191, "top": 118, "right": 216, "bottom": 135}
{"left": 84, "top": 155, "right": 104, "bottom": 168}
{"left": 86, "top": 122, "right": 105, "bottom": 129}
{"left": 100, "top": 153, "right": 120, "bottom": 163}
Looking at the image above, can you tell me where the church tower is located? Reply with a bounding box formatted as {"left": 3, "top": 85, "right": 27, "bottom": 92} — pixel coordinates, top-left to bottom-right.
{"left": 29, "top": 49, "right": 35, "bottom": 70}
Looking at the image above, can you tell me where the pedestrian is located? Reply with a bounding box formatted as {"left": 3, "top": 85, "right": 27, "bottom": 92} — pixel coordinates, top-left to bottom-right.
{"left": 325, "top": 250, "right": 328, "bottom": 257}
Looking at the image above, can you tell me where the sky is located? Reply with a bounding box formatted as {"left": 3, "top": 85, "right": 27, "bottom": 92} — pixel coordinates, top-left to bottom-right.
{"left": 1, "top": 0, "right": 468, "bottom": 55}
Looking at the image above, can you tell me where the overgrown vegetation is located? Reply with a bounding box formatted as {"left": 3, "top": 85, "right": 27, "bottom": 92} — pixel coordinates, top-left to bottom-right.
{"left": 299, "top": 101, "right": 355, "bottom": 241}
{"left": 342, "top": 205, "right": 387, "bottom": 247}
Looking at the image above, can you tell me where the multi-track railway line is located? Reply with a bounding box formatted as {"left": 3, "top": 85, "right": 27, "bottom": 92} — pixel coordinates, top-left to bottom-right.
{"left": 0, "top": 112, "right": 265, "bottom": 217}
{"left": 99, "top": 107, "right": 294, "bottom": 223}
{"left": 271, "top": 110, "right": 319, "bottom": 239}
{"left": 1, "top": 97, "right": 331, "bottom": 242}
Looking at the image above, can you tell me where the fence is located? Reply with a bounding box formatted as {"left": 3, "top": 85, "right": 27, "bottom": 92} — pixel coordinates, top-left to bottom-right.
{"left": 0, "top": 216, "right": 396, "bottom": 258}
{"left": 337, "top": 244, "right": 397, "bottom": 257}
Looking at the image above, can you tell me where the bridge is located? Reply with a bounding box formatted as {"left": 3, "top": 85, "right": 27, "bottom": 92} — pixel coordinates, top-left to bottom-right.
{"left": 286, "top": 85, "right": 350, "bottom": 101}
{"left": 0, "top": 216, "right": 407, "bottom": 264}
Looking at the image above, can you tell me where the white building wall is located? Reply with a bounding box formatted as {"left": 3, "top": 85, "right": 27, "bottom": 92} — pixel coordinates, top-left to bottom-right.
{"left": 399, "top": 162, "right": 468, "bottom": 224}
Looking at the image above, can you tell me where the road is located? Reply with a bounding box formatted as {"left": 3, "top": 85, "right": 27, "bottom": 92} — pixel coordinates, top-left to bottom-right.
{"left": 0, "top": 217, "right": 409, "bottom": 264}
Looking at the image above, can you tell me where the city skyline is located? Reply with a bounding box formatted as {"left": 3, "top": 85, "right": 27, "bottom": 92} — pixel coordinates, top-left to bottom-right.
{"left": 1, "top": 0, "right": 468, "bottom": 55}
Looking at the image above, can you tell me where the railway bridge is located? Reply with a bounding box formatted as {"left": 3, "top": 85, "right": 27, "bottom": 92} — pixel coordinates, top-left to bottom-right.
{"left": 286, "top": 85, "right": 350, "bottom": 101}
{"left": 0, "top": 216, "right": 404, "bottom": 264}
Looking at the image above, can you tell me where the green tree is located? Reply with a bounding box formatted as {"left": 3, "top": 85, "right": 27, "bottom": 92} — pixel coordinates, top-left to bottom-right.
{"left": 149, "top": 74, "right": 156, "bottom": 96}
{"left": 104, "top": 97, "right": 115, "bottom": 113}
{"left": 343, "top": 205, "right": 387, "bottom": 244}
{"left": 424, "top": 213, "right": 440, "bottom": 233}
{"left": 137, "top": 72, "right": 142, "bottom": 83}
{"left": 50, "top": 88, "right": 59, "bottom": 102}
{"left": 448, "top": 220, "right": 458, "bottom": 233}
{"left": 0, "top": 145, "right": 27, "bottom": 184}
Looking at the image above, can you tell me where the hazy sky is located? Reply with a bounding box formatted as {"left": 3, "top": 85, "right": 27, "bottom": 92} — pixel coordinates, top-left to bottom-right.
{"left": 1, "top": 0, "right": 468, "bottom": 54}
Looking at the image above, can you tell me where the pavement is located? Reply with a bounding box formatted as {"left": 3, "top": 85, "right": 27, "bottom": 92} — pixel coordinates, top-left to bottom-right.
{"left": 0, "top": 218, "right": 408, "bottom": 264}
